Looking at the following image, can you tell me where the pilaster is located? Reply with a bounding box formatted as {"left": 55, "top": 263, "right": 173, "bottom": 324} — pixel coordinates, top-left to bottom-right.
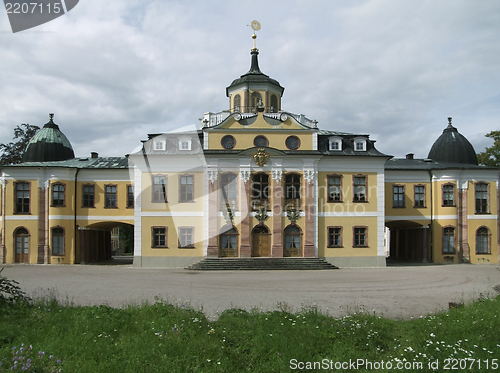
{"left": 207, "top": 174, "right": 219, "bottom": 257}
{"left": 458, "top": 183, "right": 469, "bottom": 262}
{"left": 240, "top": 172, "right": 251, "bottom": 257}
{"left": 303, "top": 171, "right": 316, "bottom": 257}
{"left": 272, "top": 170, "right": 283, "bottom": 257}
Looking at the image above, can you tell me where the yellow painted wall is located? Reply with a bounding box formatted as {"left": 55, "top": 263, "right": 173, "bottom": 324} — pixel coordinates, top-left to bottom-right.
{"left": 384, "top": 181, "right": 431, "bottom": 217}
{"left": 3, "top": 179, "right": 40, "bottom": 264}
{"left": 208, "top": 114, "right": 314, "bottom": 151}
{"left": 318, "top": 216, "right": 379, "bottom": 258}
{"left": 318, "top": 172, "right": 379, "bottom": 213}
{"left": 141, "top": 216, "right": 204, "bottom": 257}
{"left": 140, "top": 172, "right": 204, "bottom": 212}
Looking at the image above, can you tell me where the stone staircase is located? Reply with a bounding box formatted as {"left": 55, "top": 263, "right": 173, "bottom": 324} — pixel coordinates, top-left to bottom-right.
{"left": 185, "top": 257, "right": 339, "bottom": 271}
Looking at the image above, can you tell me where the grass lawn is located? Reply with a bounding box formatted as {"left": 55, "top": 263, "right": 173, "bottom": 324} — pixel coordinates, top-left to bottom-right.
{"left": 0, "top": 283, "right": 499, "bottom": 372}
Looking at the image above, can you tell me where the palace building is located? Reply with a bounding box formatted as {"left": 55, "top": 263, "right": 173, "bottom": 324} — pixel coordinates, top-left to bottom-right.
{"left": 1, "top": 35, "right": 498, "bottom": 267}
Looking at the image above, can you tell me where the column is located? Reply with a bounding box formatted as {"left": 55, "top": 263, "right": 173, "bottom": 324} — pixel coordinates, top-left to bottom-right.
{"left": 272, "top": 170, "right": 283, "bottom": 257}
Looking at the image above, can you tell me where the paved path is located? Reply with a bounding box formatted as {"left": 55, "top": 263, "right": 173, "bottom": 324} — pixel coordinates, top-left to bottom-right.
{"left": 2, "top": 263, "right": 499, "bottom": 320}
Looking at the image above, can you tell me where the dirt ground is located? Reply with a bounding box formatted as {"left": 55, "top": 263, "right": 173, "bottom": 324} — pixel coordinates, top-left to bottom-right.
{"left": 2, "top": 262, "right": 499, "bottom": 320}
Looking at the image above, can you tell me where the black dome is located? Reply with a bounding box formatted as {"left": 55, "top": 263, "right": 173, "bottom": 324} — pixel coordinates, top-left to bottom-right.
{"left": 22, "top": 114, "right": 75, "bottom": 163}
{"left": 226, "top": 49, "right": 284, "bottom": 96}
{"left": 427, "top": 119, "right": 478, "bottom": 165}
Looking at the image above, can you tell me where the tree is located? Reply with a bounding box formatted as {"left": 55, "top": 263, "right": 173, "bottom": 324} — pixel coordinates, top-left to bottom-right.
{"left": 0, "top": 123, "right": 40, "bottom": 166}
{"left": 477, "top": 131, "right": 500, "bottom": 168}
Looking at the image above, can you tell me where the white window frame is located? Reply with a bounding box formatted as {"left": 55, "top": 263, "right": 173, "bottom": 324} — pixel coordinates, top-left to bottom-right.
{"left": 154, "top": 140, "right": 166, "bottom": 151}
{"left": 354, "top": 137, "right": 366, "bottom": 151}
{"left": 178, "top": 136, "right": 192, "bottom": 151}
{"left": 329, "top": 137, "right": 342, "bottom": 151}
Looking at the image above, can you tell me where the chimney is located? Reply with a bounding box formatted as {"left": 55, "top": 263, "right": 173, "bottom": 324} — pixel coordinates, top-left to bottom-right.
{"left": 406, "top": 153, "right": 414, "bottom": 160}
{"left": 91, "top": 152, "right": 98, "bottom": 159}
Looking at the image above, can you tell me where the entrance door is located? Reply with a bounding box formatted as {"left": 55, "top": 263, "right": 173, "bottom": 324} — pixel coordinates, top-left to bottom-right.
{"left": 252, "top": 226, "right": 269, "bottom": 257}
{"left": 14, "top": 228, "right": 29, "bottom": 263}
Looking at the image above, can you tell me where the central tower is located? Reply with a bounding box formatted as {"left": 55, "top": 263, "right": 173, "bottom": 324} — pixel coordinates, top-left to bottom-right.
{"left": 225, "top": 21, "right": 284, "bottom": 114}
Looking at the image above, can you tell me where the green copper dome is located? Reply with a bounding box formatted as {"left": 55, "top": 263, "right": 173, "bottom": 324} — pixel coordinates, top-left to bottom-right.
{"left": 427, "top": 118, "right": 478, "bottom": 165}
{"left": 22, "top": 114, "right": 75, "bottom": 162}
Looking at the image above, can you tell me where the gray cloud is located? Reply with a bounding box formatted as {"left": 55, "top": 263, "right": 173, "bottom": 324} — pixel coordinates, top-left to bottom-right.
{"left": 0, "top": 0, "right": 498, "bottom": 159}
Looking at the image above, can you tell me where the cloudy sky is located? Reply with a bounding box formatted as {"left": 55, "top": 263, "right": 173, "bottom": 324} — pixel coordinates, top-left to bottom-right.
{"left": 1, "top": 0, "right": 499, "bottom": 160}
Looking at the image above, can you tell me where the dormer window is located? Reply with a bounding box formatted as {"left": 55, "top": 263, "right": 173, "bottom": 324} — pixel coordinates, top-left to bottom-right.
{"left": 154, "top": 140, "right": 166, "bottom": 151}
{"left": 354, "top": 138, "right": 366, "bottom": 151}
{"left": 178, "top": 136, "right": 192, "bottom": 151}
{"left": 329, "top": 137, "right": 342, "bottom": 151}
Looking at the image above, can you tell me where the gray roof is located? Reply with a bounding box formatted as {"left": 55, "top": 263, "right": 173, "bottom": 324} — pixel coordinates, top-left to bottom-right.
{"left": 385, "top": 158, "right": 495, "bottom": 170}
{"left": 9, "top": 156, "right": 129, "bottom": 169}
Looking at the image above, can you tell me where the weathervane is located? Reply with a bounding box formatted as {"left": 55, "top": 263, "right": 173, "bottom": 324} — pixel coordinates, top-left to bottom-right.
{"left": 249, "top": 20, "right": 261, "bottom": 51}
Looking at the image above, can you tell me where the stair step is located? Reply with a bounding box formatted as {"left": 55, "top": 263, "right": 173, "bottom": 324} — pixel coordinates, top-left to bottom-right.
{"left": 186, "top": 258, "right": 339, "bottom": 271}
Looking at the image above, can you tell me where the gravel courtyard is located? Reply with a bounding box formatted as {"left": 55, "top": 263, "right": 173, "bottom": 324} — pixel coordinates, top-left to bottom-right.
{"left": 2, "top": 263, "right": 499, "bottom": 320}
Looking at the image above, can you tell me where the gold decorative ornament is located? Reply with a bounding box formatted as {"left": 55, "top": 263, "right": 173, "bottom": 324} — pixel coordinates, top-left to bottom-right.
{"left": 253, "top": 148, "right": 269, "bottom": 167}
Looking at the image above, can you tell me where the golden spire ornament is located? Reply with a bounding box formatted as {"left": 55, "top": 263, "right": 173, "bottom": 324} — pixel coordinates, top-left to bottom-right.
{"left": 250, "top": 20, "right": 261, "bottom": 51}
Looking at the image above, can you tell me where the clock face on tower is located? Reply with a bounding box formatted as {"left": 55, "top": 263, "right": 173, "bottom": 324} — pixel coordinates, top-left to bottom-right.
{"left": 221, "top": 135, "right": 236, "bottom": 149}
{"left": 285, "top": 136, "right": 300, "bottom": 150}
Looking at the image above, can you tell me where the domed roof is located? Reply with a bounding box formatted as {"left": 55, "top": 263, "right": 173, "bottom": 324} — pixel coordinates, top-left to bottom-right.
{"left": 226, "top": 49, "right": 284, "bottom": 96}
{"left": 22, "top": 114, "right": 75, "bottom": 163}
{"left": 427, "top": 118, "right": 478, "bottom": 165}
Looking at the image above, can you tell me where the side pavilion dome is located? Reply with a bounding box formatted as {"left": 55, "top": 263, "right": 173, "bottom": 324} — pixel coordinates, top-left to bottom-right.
{"left": 22, "top": 113, "right": 75, "bottom": 162}
{"left": 427, "top": 118, "right": 478, "bottom": 165}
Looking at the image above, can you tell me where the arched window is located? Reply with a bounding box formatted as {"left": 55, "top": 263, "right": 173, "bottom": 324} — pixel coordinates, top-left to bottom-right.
{"left": 284, "top": 225, "right": 301, "bottom": 257}
{"left": 220, "top": 227, "right": 238, "bottom": 257}
{"left": 250, "top": 92, "right": 262, "bottom": 112}
{"left": 270, "top": 94, "right": 278, "bottom": 112}
{"left": 14, "top": 227, "right": 29, "bottom": 263}
{"left": 476, "top": 227, "right": 490, "bottom": 254}
{"left": 233, "top": 94, "right": 241, "bottom": 112}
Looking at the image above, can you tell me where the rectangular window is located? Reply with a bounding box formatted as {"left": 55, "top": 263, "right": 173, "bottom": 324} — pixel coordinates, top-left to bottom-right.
{"left": 152, "top": 227, "right": 167, "bottom": 248}
{"left": 285, "top": 174, "right": 301, "bottom": 200}
{"left": 52, "top": 183, "right": 65, "bottom": 207}
{"left": 51, "top": 227, "right": 64, "bottom": 255}
{"left": 353, "top": 176, "right": 366, "bottom": 202}
{"left": 475, "top": 183, "right": 488, "bottom": 214}
{"left": 221, "top": 173, "right": 238, "bottom": 209}
{"left": 353, "top": 227, "right": 367, "bottom": 247}
{"left": 443, "top": 227, "right": 455, "bottom": 254}
{"left": 414, "top": 185, "right": 425, "bottom": 208}
{"left": 152, "top": 175, "right": 167, "bottom": 202}
{"left": 15, "top": 182, "right": 30, "bottom": 213}
{"left": 393, "top": 185, "right": 404, "bottom": 207}
{"left": 442, "top": 184, "right": 455, "bottom": 206}
{"left": 327, "top": 227, "right": 342, "bottom": 247}
{"left": 83, "top": 185, "right": 95, "bottom": 208}
{"left": 179, "top": 227, "right": 194, "bottom": 248}
{"left": 127, "top": 185, "right": 134, "bottom": 208}
{"left": 327, "top": 175, "right": 342, "bottom": 202}
{"left": 179, "top": 175, "right": 194, "bottom": 202}
{"left": 105, "top": 185, "right": 117, "bottom": 208}
{"left": 251, "top": 173, "right": 270, "bottom": 200}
